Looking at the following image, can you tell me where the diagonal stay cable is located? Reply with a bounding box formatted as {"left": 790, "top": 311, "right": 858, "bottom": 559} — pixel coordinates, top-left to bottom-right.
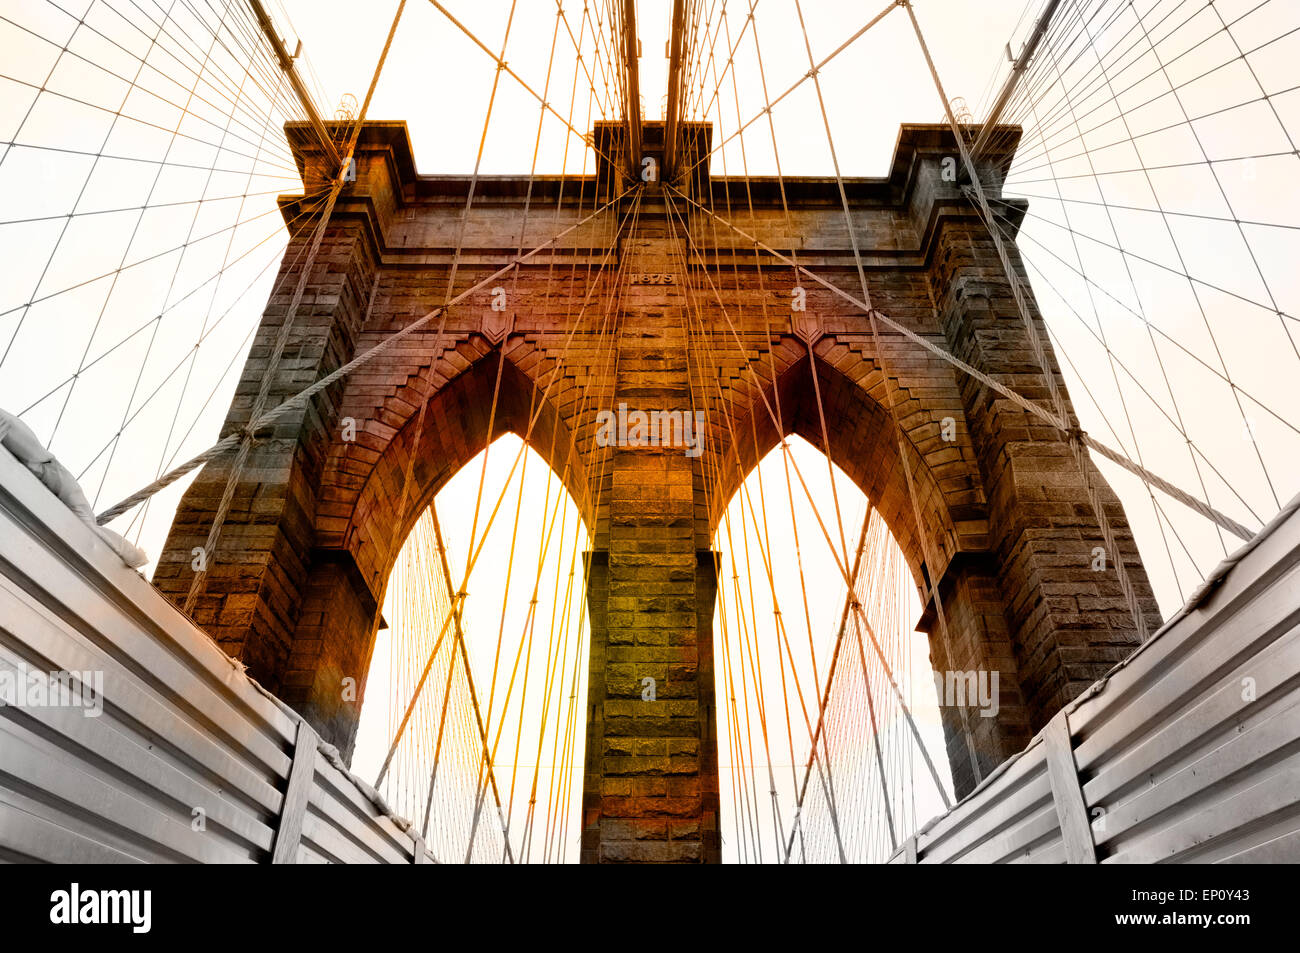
{"left": 672, "top": 0, "right": 899, "bottom": 186}
{"left": 94, "top": 179, "right": 638, "bottom": 527}
{"left": 667, "top": 184, "right": 1254, "bottom": 544}
{"left": 424, "top": 0, "right": 623, "bottom": 170}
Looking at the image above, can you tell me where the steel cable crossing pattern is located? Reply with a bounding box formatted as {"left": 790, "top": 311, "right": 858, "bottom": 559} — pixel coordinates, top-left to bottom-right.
{"left": 95, "top": 3, "right": 1251, "bottom": 553}
{"left": 661, "top": 78, "right": 953, "bottom": 853}
{"left": 1, "top": 0, "right": 314, "bottom": 419}
{"left": 179, "top": 0, "right": 412, "bottom": 614}
{"left": 693, "top": 0, "right": 1285, "bottom": 861}
{"left": 53, "top": 3, "right": 642, "bottom": 858}
{"left": 12, "top": 0, "right": 1291, "bottom": 862}
{"left": 289, "top": 3, "right": 634, "bottom": 857}
{"left": 974, "top": 0, "right": 1300, "bottom": 535}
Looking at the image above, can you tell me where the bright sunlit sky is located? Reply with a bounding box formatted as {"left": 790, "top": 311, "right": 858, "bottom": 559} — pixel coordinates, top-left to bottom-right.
{"left": 2, "top": 0, "right": 1298, "bottom": 861}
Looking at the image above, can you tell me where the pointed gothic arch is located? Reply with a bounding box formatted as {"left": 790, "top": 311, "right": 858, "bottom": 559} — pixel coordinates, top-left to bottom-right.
{"left": 156, "top": 120, "right": 1160, "bottom": 860}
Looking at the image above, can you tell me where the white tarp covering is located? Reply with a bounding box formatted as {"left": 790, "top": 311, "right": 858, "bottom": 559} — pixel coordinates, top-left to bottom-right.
{"left": 0, "top": 409, "right": 146, "bottom": 568}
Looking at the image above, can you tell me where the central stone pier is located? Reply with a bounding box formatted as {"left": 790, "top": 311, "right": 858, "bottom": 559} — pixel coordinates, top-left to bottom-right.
{"left": 153, "top": 117, "right": 1159, "bottom": 864}
{"left": 580, "top": 194, "right": 723, "bottom": 863}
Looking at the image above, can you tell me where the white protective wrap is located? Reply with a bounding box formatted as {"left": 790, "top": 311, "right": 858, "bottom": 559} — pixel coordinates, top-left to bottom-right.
{"left": 0, "top": 409, "right": 148, "bottom": 568}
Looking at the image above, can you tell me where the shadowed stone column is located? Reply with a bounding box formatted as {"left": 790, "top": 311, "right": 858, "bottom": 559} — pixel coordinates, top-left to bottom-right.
{"left": 580, "top": 199, "right": 722, "bottom": 863}
{"left": 927, "top": 197, "right": 1161, "bottom": 744}
{"left": 152, "top": 119, "right": 1161, "bottom": 828}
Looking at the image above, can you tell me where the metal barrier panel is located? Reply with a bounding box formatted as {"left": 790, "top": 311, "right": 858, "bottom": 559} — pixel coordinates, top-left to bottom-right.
{"left": 4, "top": 436, "right": 1296, "bottom": 866}
{"left": 0, "top": 448, "right": 433, "bottom": 864}
{"left": 900, "top": 494, "right": 1300, "bottom": 864}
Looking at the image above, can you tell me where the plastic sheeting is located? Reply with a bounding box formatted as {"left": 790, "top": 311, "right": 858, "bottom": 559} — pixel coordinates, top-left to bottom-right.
{"left": 0, "top": 409, "right": 147, "bottom": 568}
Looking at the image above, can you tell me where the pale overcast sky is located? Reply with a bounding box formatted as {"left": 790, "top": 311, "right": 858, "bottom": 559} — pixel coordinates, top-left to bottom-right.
{"left": 2, "top": 0, "right": 1296, "bottom": 861}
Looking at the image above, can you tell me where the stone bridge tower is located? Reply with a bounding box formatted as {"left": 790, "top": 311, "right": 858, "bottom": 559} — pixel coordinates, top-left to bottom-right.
{"left": 154, "top": 119, "right": 1160, "bottom": 863}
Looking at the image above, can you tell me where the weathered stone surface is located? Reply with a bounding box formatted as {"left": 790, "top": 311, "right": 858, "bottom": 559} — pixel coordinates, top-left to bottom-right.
{"left": 156, "top": 120, "right": 1160, "bottom": 860}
